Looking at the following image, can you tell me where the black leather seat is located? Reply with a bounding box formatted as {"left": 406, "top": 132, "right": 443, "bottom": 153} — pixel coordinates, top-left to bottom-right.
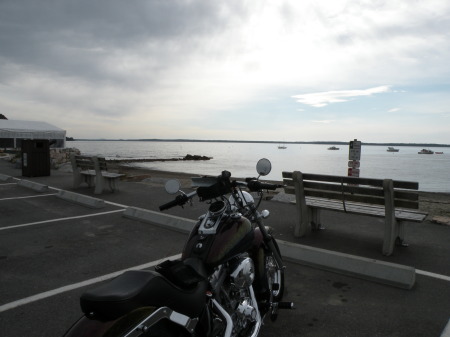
{"left": 80, "top": 260, "right": 208, "bottom": 321}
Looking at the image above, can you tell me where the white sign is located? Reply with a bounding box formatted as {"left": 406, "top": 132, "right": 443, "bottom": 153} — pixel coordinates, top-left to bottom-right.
{"left": 348, "top": 160, "right": 360, "bottom": 168}
{"left": 349, "top": 140, "right": 361, "bottom": 161}
{"left": 348, "top": 167, "right": 360, "bottom": 177}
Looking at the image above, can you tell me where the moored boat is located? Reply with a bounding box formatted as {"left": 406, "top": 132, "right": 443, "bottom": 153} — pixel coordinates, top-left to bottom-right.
{"left": 418, "top": 149, "right": 434, "bottom": 154}
{"left": 387, "top": 147, "right": 399, "bottom": 152}
{"left": 328, "top": 146, "right": 339, "bottom": 150}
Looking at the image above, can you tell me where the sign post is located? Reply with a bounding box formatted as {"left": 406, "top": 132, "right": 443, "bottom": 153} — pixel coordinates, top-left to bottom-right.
{"left": 348, "top": 139, "right": 361, "bottom": 177}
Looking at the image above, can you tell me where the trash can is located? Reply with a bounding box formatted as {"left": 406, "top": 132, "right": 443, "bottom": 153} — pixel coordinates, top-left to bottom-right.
{"left": 21, "top": 139, "right": 51, "bottom": 177}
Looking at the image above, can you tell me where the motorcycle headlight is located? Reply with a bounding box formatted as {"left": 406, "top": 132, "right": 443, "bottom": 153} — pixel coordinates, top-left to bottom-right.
{"left": 229, "top": 191, "right": 254, "bottom": 207}
{"left": 230, "top": 258, "right": 255, "bottom": 289}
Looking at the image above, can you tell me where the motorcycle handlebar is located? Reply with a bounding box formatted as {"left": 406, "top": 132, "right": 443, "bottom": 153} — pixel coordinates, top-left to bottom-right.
{"left": 159, "top": 173, "right": 284, "bottom": 210}
{"left": 159, "top": 194, "right": 190, "bottom": 211}
{"left": 246, "top": 179, "right": 283, "bottom": 191}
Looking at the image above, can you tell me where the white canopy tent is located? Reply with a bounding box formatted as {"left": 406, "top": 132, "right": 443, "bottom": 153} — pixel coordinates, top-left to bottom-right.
{"left": 0, "top": 120, "right": 66, "bottom": 148}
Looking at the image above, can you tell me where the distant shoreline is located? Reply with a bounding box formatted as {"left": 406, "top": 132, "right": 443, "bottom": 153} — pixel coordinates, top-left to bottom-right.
{"left": 67, "top": 139, "right": 450, "bottom": 148}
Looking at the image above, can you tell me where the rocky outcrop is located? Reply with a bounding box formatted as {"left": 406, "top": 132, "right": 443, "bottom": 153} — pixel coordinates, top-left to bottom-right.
{"left": 183, "top": 154, "right": 211, "bottom": 161}
{"left": 108, "top": 154, "right": 212, "bottom": 163}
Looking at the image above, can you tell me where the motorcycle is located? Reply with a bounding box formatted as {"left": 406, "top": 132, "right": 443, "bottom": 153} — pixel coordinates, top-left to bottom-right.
{"left": 64, "top": 158, "right": 293, "bottom": 337}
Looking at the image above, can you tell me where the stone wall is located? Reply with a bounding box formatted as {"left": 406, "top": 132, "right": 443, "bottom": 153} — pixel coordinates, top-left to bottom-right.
{"left": 50, "top": 148, "right": 80, "bottom": 169}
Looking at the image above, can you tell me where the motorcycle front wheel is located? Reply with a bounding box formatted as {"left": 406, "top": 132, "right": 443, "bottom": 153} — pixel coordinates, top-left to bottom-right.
{"left": 254, "top": 242, "right": 285, "bottom": 311}
{"left": 265, "top": 249, "right": 285, "bottom": 302}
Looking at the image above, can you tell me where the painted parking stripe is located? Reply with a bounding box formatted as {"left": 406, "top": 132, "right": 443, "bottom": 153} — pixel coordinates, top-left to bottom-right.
{"left": 3, "top": 180, "right": 137, "bottom": 213}
{"left": 0, "top": 253, "right": 182, "bottom": 313}
{"left": 46, "top": 185, "right": 130, "bottom": 209}
{"left": 416, "top": 269, "right": 450, "bottom": 282}
{"left": 0, "top": 193, "right": 57, "bottom": 201}
{"left": 0, "top": 209, "right": 125, "bottom": 231}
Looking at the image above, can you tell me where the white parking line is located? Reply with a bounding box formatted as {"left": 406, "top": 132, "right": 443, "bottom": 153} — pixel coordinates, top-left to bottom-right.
{"left": 0, "top": 193, "right": 57, "bottom": 201}
{"left": 47, "top": 185, "right": 129, "bottom": 208}
{"left": 416, "top": 269, "right": 450, "bottom": 282}
{"left": 0, "top": 253, "right": 182, "bottom": 313}
{"left": 0, "top": 209, "right": 125, "bottom": 231}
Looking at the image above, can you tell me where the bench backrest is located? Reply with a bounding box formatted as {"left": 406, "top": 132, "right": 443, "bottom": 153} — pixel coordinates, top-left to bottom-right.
{"left": 71, "top": 155, "right": 108, "bottom": 171}
{"left": 95, "top": 157, "right": 108, "bottom": 171}
{"left": 282, "top": 171, "right": 419, "bottom": 209}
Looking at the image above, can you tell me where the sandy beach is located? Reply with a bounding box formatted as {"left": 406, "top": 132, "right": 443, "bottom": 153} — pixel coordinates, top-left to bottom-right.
{"left": 109, "top": 162, "right": 450, "bottom": 224}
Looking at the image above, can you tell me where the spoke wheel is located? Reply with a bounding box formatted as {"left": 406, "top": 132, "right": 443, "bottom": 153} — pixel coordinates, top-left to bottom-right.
{"left": 265, "top": 253, "right": 284, "bottom": 302}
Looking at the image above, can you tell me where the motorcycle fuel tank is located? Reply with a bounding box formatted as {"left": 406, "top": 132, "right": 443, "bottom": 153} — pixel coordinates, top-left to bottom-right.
{"left": 182, "top": 201, "right": 254, "bottom": 268}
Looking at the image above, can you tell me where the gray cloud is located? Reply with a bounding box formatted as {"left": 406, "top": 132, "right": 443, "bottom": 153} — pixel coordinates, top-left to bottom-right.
{"left": 1, "top": 0, "right": 449, "bottom": 142}
{"left": 0, "top": 0, "right": 248, "bottom": 84}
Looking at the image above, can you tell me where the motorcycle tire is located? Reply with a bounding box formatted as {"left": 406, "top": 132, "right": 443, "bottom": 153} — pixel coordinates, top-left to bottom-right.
{"left": 254, "top": 241, "right": 285, "bottom": 308}
{"left": 265, "top": 249, "right": 285, "bottom": 302}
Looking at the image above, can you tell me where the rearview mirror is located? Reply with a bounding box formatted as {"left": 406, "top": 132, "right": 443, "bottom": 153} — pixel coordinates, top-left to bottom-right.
{"left": 256, "top": 158, "right": 272, "bottom": 176}
{"left": 164, "top": 179, "right": 181, "bottom": 194}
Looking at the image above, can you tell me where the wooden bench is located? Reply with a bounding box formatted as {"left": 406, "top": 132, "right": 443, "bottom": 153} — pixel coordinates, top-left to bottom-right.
{"left": 282, "top": 171, "right": 428, "bottom": 256}
{"left": 70, "top": 154, "right": 124, "bottom": 194}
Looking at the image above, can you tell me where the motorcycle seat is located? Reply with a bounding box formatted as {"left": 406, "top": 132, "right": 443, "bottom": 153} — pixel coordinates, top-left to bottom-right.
{"left": 80, "top": 268, "right": 207, "bottom": 321}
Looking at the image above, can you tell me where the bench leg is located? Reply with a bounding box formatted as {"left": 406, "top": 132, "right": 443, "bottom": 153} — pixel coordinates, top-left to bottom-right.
{"left": 107, "top": 178, "right": 120, "bottom": 192}
{"left": 294, "top": 204, "right": 310, "bottom": 237}
{"left": 383, "top": 217, "right": 409, "bottom": 255}
{"left": 73, "top": 171, "right": 82, "bottom": 188}
{"left": 395, "top": 221, "right": 409, "bottom": 247}
{"left": 94, "top": 175, "right": 104, "bottom": 194}
{"left": 383, "top": 179, "right": 397, "bottom": 256}
{"left": 383, "top": 215, "right": 398, "bottom": 256}
{"left": 293, "top": 171, "right": 310, "bottom": 237}
{"left": 311, "top": 208, "right": 324, "bottom": 231}
{"left": 85, "top": 175, "right": 95, "bottom": 188}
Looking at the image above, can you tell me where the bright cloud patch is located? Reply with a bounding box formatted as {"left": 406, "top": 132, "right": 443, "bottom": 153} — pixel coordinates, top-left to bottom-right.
{"left": 312, "top": 120, "right": 335, "bottom": 124}
{"left": 293, "top": 86, "right": 391, "bottom": 108}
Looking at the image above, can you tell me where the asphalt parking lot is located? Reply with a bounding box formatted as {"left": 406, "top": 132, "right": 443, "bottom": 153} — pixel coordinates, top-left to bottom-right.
{"left": 0, "top": 162, "right": 449, "bottom": 337}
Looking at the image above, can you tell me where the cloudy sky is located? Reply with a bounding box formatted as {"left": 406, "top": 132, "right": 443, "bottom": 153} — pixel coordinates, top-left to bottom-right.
{"left": 1, "top": 0, "right": 449, "bottom": 143}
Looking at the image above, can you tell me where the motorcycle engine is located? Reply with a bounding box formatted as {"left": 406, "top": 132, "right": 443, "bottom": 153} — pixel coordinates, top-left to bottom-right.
{"left": 217, "top": 257, "right": 259, "bottom": 336}
{"left": 230, "top": 257, "right": 255, "bottom": 289}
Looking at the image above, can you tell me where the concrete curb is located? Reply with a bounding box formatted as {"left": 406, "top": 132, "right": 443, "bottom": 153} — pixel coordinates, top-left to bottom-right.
{"left": 57, "top": 190, "right": 105, "bottom": 209}
{"left": 123, "top": 207, "right": 196, "bottom": 233}
{"left": 278, "top": 240, "right": 416, "bottom": 289}
{"left": 17, "top": 180, "right": 49, "bottom": 193}
{"left": 0, "top": 174, "right": 14, "bottom": 182}
{"left": 120, "top": 208, "right": 415, "bottom": 289}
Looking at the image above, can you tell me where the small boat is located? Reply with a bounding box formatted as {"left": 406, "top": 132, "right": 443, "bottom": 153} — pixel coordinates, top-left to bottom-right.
{"left": 278, "top": 145, "right": 287, "bottom": 149}
{"left": 387, "top": 147, "right": 399, "bottom": 152}
{"left": 328, "top": 146, "right": 339, "bottom": 150}
{"left": 418, "top": 149, "right": 434, "bottom": 154}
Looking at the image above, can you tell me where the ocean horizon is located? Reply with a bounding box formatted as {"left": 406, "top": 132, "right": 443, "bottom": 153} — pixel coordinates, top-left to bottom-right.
{"left": 68, "top": 139, "right": 450, "bottom": 147}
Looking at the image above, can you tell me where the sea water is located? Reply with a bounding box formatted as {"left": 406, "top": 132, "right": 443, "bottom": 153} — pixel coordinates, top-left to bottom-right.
{"left": 70, "top": 141, "right": 450, "bottom": 193}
